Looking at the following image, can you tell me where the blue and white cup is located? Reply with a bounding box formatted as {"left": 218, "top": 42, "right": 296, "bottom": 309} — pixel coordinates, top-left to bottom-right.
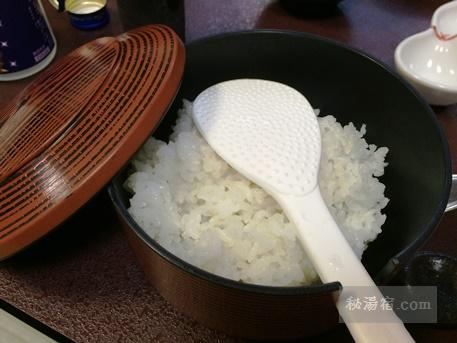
{"left": 0, "top": 0, "right": 57, "bottom": 81}
{"left": 49, "top": 0, "right": 109, "bottom": 30}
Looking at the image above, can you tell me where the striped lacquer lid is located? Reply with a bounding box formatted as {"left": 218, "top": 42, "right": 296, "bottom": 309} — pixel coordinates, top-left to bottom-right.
{"left": 0, "top": 25, "right": 185, "bottom": 259}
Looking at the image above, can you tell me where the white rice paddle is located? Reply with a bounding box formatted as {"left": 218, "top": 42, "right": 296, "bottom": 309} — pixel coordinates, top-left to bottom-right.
{"left": 192, "top": 79, "right": 414, "bottom": 343}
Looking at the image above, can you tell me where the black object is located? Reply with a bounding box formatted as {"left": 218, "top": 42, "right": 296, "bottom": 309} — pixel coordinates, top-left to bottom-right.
{"left": 402, "top": 252, "right": 457, "bottom": 325}
{"left": 109, "top": 30, "right": 451, "bottom": 339}
{"left": 117, "top": 0, "right": 185, "bottom": 39}
{"left": 280, "top": 0, "right": 344, "bottom": 17}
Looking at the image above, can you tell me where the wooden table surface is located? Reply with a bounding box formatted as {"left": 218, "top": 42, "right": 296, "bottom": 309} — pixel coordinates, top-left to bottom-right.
{"left": 0, "top": 0, "right": 456, "bottom": 342}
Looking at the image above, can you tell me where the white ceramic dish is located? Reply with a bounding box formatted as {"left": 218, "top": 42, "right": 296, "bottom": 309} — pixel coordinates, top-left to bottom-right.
{"left": 395, "top": 1, "right": 457, "bottom": 106}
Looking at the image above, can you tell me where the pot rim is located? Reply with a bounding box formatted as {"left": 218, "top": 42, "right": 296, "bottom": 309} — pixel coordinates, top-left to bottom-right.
{"left": 108, "top": 176, "right": 342, "bottom": 296}
{"left": 108, "top": 28, "right": 452, "bottom": 295}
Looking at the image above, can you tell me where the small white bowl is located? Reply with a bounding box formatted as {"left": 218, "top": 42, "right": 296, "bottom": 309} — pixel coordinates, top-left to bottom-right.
{"left": 395, "top": 1, "right": 457, "bottom": 106}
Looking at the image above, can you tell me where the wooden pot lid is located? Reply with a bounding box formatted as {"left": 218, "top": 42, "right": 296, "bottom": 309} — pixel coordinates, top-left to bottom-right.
{"left": 0, "top": 25, "right": 185, "bottom": 260}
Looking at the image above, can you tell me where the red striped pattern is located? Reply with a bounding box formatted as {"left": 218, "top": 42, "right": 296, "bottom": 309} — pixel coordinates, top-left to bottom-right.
{"left": 0, "top": 25, "right": 185, "bottom": 259}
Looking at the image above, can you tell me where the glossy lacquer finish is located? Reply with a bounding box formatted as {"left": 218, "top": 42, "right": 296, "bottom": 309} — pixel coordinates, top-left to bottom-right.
{"left": 0, "top": 25, "right": 185, "bottom": 260}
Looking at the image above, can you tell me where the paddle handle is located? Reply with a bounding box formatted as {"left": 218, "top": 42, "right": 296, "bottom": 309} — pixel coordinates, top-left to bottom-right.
{"left": 274, "top": 188, "right": 414, "bottom": 343}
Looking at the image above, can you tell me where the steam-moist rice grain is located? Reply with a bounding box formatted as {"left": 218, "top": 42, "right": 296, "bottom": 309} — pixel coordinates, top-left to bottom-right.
{"left": 125, "top": 100, "right": 389, "bottom": 286}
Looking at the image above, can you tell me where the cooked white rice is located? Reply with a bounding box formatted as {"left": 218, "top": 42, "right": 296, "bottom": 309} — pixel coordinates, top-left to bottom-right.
{"left": 125, "top": 100, "right": 389, "bottom": 287}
